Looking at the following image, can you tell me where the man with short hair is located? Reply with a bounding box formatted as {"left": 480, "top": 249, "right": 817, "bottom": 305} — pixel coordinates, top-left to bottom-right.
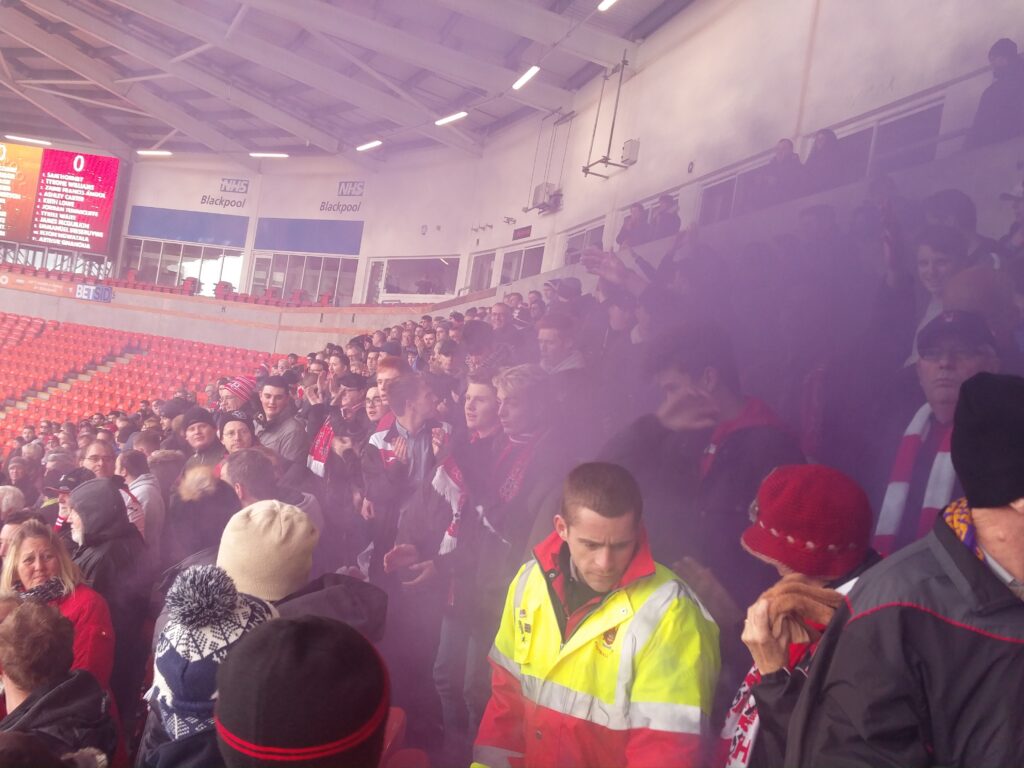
{"left": 78, "top": 438, "right": 146, "bottom": 538}
{"left": 256, "top": 376, "right": 307, "bottom": 471}
{"left": 474, "top": 462, "right": 720, "bottom": 768}
{"left": 116, "top": 449, "right": 166, "bottom": 560}
{"left": 787, "top": 372, "right": 1024, "bottom": 767}
{"left": 965, "top": 37, "right": 1024, "bottom": 150}
{"left": 182, "top": 406, "right": 227, "bottom": 470}
{"left": 221, "top": 449, "right": 324, "bottom": 540}
{"left": 327, "top": 352, "right": 350, "bottom": 378}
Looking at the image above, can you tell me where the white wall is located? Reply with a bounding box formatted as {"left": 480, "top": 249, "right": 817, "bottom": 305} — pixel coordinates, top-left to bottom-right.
{"left": 117, "top": 0, "right": 1024, "bottom": 301}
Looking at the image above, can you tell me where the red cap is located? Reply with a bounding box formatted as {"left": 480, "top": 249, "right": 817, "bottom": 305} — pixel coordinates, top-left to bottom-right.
{"left": 742, "top": 465, "right": 871, "bottom": 580}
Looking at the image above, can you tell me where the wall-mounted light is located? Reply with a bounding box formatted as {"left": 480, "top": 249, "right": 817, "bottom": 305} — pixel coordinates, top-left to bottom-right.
{"left": 136, "top": 149, "right": 173, "bottom": 157}
{"left": 356, "top": 140, "right": 383, "bottom": 152}
{"left": 597, "top": 0, "right": 620, "bottom": 10}
{"left": 249, "top": 152, "right": 289, "bottom": 158}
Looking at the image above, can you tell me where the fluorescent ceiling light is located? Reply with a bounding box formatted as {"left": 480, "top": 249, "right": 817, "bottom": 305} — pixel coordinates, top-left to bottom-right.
{"left": 597, "top": 0, "right": 619, "bottom": 10}
{"left": 434, "top": 111, "right": 468, "bottom": 126}
{"left": 512, "top": 65, "right": 541, "bottom": 91}
{"left": 4, "top": 134, "right": 51, "bottom": 146}
{"left": 356, "top": 140, "right": 383, "bottom": 152}
{"left": 249, "top": 151, "right": 289, "bottom": 158}
{"left": 136, "top": 149, "right": 173, "bottom": 156}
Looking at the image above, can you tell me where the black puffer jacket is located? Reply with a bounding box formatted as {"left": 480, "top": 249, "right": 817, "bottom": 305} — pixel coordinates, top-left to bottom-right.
{"left": 786, "top": 514, "right": 1024, "bottom": 767}
{"left": 0, "top": 671, "right": 117, "bottom": 759}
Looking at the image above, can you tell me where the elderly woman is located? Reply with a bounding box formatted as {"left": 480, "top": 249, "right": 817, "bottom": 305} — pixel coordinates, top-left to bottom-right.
{"left": 0, "top": 520, "right": 115, "bottom": 692}
{"left": 716, "top": 465, "right": 878, "bottom": 768}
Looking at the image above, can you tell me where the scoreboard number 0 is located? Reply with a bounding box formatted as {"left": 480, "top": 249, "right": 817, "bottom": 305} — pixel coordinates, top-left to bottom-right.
{"left": 73, "top": 155, "right": 85, "bottom": 173}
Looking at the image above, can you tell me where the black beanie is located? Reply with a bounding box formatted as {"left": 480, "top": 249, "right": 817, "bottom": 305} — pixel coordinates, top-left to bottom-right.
{"left": 182, "top": 406, "right": 216, "bottom": 432}
{"left": 215, "top": 617, "right": 389, "bottom": 768}
{"left": 952, "top": 372, "right": 1024, "bottom": 508}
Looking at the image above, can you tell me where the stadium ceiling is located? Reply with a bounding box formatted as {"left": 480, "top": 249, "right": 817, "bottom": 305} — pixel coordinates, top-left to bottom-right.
{"left": 0, "top": 0, "right": 693, "bottom": 161}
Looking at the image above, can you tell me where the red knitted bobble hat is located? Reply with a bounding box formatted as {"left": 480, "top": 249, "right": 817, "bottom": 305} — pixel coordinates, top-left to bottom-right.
{"left": 741, "top": 465, "right": 872, "bottom": 580}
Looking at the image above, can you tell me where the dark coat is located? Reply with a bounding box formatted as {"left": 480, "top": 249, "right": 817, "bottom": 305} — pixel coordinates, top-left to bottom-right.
{"left": 964, "top": 63, "right": 1024, "bottom": 149}
{"left": 785, "top": 515, "right": 1024, "bottom": 767}
{"left": 0, "top": 671, "right": 117, "bottom": 759}
{"left": 276, "top": 574, "right": 388, "bottom": 642}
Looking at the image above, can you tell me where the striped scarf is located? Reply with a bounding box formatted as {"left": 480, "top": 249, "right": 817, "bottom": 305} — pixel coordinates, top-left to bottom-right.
{"left": 874, "top": 404, "right": 955, "bottom": 556}
{"left": 307, "top": 418, "right": 333, "bottom": 478}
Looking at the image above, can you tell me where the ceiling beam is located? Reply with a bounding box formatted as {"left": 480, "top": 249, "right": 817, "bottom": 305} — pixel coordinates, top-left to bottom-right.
{"left": 0, "top": 67, "right": 132, "bottom": 157}
{"left": 0, "top": 6, "right": 252, "bottom": 157}
{"left": 244, "top": 0, "right": 572, "bottom": 112}
{"left": 428, "top": 0, "right": 633, "bottom": 69}
{"left": 101, "top": 0, "right": 481, "bottom": 155}
{"left": 23, "top": 0, "right": 341, "bottom": 153}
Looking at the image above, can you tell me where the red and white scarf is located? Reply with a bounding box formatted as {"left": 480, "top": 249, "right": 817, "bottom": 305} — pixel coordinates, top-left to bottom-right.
{"left": 307, "top": 419, "right": 333, "bottom": 478}
{"left": 874, "top": 404, "right": 955, "bottom": 556}
{"left": 434, "top": 457, "right": 468, "bottom": 556}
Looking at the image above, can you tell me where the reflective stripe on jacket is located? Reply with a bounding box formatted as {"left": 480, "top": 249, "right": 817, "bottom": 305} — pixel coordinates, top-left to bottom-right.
{"left": 473, "top": 529, "right": 720, "bottom": 768}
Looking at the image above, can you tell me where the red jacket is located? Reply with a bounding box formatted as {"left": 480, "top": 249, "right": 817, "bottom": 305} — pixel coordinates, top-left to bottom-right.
{"left": 54, "top": 584, "right": 116, "bottom": 690}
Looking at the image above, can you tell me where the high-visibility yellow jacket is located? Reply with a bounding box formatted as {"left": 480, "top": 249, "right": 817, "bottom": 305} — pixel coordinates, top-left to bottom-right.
{"left": 473, "top": 528, "right": 720, "bottom": 768}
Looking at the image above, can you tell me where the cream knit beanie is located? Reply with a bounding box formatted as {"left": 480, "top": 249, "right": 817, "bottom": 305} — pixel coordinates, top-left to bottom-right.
{"left": 216, "top": 500, "right": 319, "bottom": 601}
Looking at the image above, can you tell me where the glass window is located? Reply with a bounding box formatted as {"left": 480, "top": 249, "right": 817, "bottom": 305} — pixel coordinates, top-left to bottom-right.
{"left": 179, "top": 244, "right": 202, "bottom": 292}
{"left": 157, "top": 243, "right": 182, "bottom": 287}
{"left": 301, "top": 256, "right": 323, "bottom": 302}
{"left": 220, "top": 250, "right": 242, "bottom": 293}
{"left": 470, "top": 252, "right": 494, "bottom": 291}
{"left": 251, "top": 256, "right": 271, "bottom": 294}
{"left": 521, "top": 246, "right": 544, "bottom": 279}
{"left": 585, "top": 226, "right": 605, "bottom": 250}
{"left": 320, "top": 258, "right": 340, "bottom": 305}
{"left": 269, "top": 253, "right": 287, "bottom": 295}
{"left": 139, "top": 240, "right": 161, "bottom": 283}
{"left": 335, "top": 259, "right": 358, "bottom": 306}
{"left": 284, "top": 254, "right": 305, "bottom": 298}
{"left": 121, "top": 240, "right": 142, "bottom": 275}
{"left": 197, "top": 246, "right": 222, "bottom": 295}
{"left": 500, "top": 250, "right": 522, "bottom": 285}
{"left": 383, "top": 257, "right": 459, "bottom": 295}
{"left": 699, "top": 178, "right": 736, "bottom": 225}
{"left": 873, "top": 105, "right": 943, "bottom": 174}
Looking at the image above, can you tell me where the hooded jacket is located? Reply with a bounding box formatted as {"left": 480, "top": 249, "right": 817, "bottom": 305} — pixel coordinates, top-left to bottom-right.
{"left": 164, "top": 466, "right": 241, "bottom": 566}
{"left": 69, "top": 478, "right": 152, "bottom": 719}
{"left": 0, "top": 670, "right": 117, "bottom": 759}
{"left": 129, "top": 473, "right": 167, "bottom": 561}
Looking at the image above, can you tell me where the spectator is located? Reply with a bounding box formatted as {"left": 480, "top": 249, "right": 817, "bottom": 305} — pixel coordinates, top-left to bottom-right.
{"left": 718, "top": 465, "right": 878, "bottom": 768}
{"left": 463, "top": 320, "right": 514, "bottom": 374}
{"left": 0, "top": 602, "right": 117, "bottom": 760}
{"left": 146, "top": 450, "right": 187, "bottom": 511}
{"left": 255, "top": 376, "right": 308, "bottom": 472}
{"left": 0, "top": 510, "right": 44, "bottom": 568}
{"left": 474, "top": 462, "right": 720, "bottom": 768}
{"left": 181, "top": 407, "right": 226, "bottom": 471}
{"left": 925, "top": 188, "right": 1006, "bottom": 267}
{"left": 870, "top": 311, "right": 1001, "bottom": 556}
{"left": 0, "top": 486, "right": 26, "bottom": 522}
{"left": 217, "top": 410, "right": 257, "bottom": 454}
{"left": 964, "top": 37, "right": 1024, "bottom": 150}
{"left": 759, "top": 138, "right": 804, "bottom": 205}
{"left": 0, "top": 519, "right": 115, "bottom": 692}
{"left": 999, "top": 179, "right": 1024, "bottom": 262}
{"left": 67, "top": 477, "right": 152, "bottom": 720}
{"left": 803, "top": 128, "right": 844, "bottom": 193}
{"left": 616, "top": 202, "right": 651, "bottom": 247}
{"left": 216, "top": 377, "right": 258, "bottom": 414}
{"left": 787, "top": 373, "right": 1024, "bottom": 766}
{"left": 78, "top": 440, "right": 145, "bottom": 537}
{"left": 4, "top": 458, "right": 38, "bottom": 509}
{"left": 215, "top": 616, "right": 391, "bottom": 768}
{"left": 649, "top": 193, "right": 683, "bottom": 240}
{"left": 132, "top": 430, "right": 162, "bottom": 458}
{"left": 138, "top": 565, "right": 275, "bottom": 768}
{"left": 115, "top": 449, "right": 166, "bottom": 561}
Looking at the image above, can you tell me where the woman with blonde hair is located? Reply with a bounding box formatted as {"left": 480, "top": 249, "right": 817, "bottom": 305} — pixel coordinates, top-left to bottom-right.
{"left": 0, "top": 520, "right": 115, "bottom": 690}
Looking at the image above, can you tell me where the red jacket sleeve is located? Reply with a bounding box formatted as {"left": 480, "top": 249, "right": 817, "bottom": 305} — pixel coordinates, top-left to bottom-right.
{"left": 472, "top": 659, "right": 527, "bottom": 768}
{"left": 59, "top": 586, "right": 116, "bottom": 690}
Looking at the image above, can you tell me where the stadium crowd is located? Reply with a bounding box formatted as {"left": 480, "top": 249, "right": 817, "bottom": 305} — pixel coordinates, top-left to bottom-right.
{"left": 0, "top": 35, "right": 1021, "bottom": 768}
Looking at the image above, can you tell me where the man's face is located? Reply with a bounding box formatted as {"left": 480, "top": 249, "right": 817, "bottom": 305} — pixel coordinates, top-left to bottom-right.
{"left": 20, "top": 428, "right": 34, "bottom": 442}
{"left": 68, "top": 510, "right": 85, "bottom": 547}
{"left": 308, "top": 361, "right": 325, "bottom": 376}
{"left": 328, "top": 355, "right": 347, "bottom": 377}
{"left": 340, "top": 387, "right": 365, "bottom": 410}
{"left": 420, "top": 318, "right": 433, "bottom": 330}
{"left": 186, "top": 422, "right": 217, "bottom": 451}
{"left": 423, "top": 332, "right": 436, "bottom": 348}
{"left": 221, "top": 421, "right": 254, "bottom": 453}
{"left": 91, "top": 414, "right": 104, "bottom": 426}
{"left": 366, "top": 352, "right": 379, "bottom": 375}
{"left": 82, "top": 444, "right": 115, "bottom": 478}
{"left": 555, "top": 507, "right": 639, "bottom": 593}
{"left": 376, "top": 369, "right": 401, "bottom": 406}
{"left": 916, "top": 337, "right": 1000, "bottom": 421}
{"left": 261, "top": 386, "right": 289, "bottom": 419}
{"left": 506, "top": 294, "right": 523, "bottom": 309}
{"left": 490, "top": 304, "right": 511, "bottom": 330}
{"left": 39, "top": 422, "right": 53, "bottom": 436}
{"left": 372, "top": 332, "right": 386, "bottom": 347}
{"left": 496, "top": 385, "right": 540, "bottom": 437}
{"left": 916, "top": 244, "right": 958, "bottom": 297}
{"left": 7, "top": 463, "right": 25, "bottom": 484}
{"left": 77, "top": 433, "right": 93, "bottom": 449}
{"left": 365, "top": 387, "right": 386, "bottom": 422}
{"left": 219, "top": 390, "right": 245, "bottom": 412}
{"left": 538, "top": 329, "right": 572, "bottom": 368}
{"left": 654, "top": 368, "right": 720, "bottom": 432}
{"left": 465, "top": 383, "right": 499, "bottom": 434}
